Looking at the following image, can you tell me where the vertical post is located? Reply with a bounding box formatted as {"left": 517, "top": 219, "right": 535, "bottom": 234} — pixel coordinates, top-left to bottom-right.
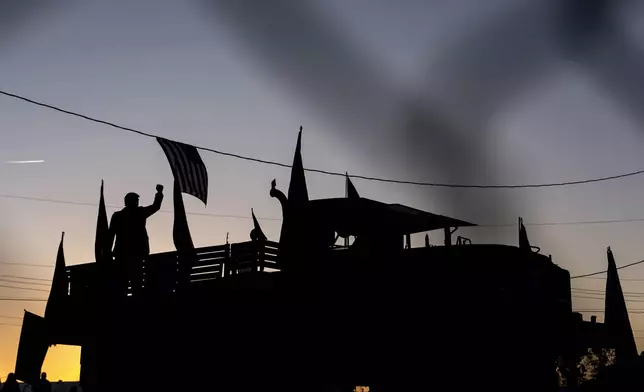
{"left": 405, "top": 233, "right": 411, "bottom": 249}
{"left": 444, "top": 227, "right": 452, "bottom": 247}
{"left": 224, "top": 242, "right": 231, "bottom": 277}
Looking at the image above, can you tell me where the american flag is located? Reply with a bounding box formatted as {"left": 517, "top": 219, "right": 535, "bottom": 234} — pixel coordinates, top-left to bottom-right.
{"left": 157, "top": 137, "right": 209, "bottom": 205}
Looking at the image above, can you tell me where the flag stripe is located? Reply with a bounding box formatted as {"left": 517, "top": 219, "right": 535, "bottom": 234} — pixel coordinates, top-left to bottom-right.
{"left": 157, "top": 138, "right": 208, "bottom": 205}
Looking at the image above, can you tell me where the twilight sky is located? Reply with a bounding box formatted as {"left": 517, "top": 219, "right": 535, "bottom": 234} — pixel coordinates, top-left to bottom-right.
{"left": 3, "top": 0, "right": 644, "bottom": 380}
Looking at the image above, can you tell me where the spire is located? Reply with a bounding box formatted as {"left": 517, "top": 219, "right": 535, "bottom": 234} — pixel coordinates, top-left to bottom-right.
{"left": 250, "top": 208, "right": 267, "bottom": 241}
{"left": 518, "top": 217, "right": 531, "bottom": 251}
{"left": 95, "top": 180, "right": 110, "bottom": 264}
{"left": 345, "top": 172, "right": 360, "bottom": 199}
{"left": 287, "top": 126, "right": 309, "bottom": 205}
{"left": 45, "top": 232, "right": 67, "bottom": 321}
{"left": 605, "top": 247, "right": 638, "bottom": 362}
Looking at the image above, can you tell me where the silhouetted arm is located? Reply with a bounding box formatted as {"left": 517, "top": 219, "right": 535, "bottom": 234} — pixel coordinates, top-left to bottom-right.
{"left": 142, "top": 188, "right": 164, "bottom": 218}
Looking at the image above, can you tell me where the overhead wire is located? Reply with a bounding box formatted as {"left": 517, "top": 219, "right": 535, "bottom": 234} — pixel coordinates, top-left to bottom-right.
{"left": 6, "top": 193, "right": 644, "bottom": 228}
{"left": 570, "top": 259, "right": 644, "bottom": 279}
{"left": 0, "top": 297, "right": 47, "bottom": 302}
{"left": 2, "top": 89, "right": 644, "bottom": 189}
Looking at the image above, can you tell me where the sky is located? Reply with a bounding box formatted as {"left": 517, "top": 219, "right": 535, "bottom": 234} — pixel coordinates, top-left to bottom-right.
{"left": 3, "top": 0, "right": 644, "bottom": 381}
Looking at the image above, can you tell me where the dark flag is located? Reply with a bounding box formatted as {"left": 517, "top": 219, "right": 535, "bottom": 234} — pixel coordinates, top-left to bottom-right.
{"left": 172, "top": 178, "right": 195, "bottom": 253}
{"left": 157, "top": 137, "right": 209, "bottom": 205}
{"left": 95, "top": 180, "right": 111, "bottom": 264}
{"left": 45, "top": 233, "right": 67, "bottom": 321}
{"left": 15, "top": 311, "right": 49, "bottom": 383}
{"left": 605, "top": 247, "right": 638, "bottom": 362}
{"left": 345, "top": 172, "right": 360, "bottom": 199}
{"left": 287, "top": 127, "right": 309, "bottom": 205}
{"left": 518, "top": 217, "right": 531, "bottom": 251}
{"left": 251, "top": 208, "right": 267, "bottom": 241}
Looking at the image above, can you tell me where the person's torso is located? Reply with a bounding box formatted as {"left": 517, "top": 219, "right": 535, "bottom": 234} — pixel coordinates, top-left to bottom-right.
{"left": 113, "top": 208, "right": 151, "bottom": 256}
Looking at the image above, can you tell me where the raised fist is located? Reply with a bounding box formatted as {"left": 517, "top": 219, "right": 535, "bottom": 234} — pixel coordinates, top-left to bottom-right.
{"left": 156, "top": 184, "right": 164, "bottom": 193}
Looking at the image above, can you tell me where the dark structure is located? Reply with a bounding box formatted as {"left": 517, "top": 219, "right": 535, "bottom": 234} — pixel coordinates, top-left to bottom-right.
{"left": 15, "top": 133, "right": 572, "bottom": 392}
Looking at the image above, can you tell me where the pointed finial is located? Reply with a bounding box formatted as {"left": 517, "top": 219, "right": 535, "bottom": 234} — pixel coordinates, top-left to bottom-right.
{"left": 299, "top": 125, "right": 303, "bottom": 132}
{"left": 61, "top": 232, "right": 65, "bottom": 240}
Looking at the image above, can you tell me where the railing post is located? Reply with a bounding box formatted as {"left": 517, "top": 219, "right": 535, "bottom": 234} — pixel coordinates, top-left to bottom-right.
{"left": 257, "top": 240, "right": 265, "bottom": 273}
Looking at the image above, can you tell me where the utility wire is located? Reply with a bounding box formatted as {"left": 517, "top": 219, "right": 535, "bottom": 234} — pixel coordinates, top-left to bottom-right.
{"left": 0, "top": 323, "right": 21, "bottom": 327}
{"left": 0, "top": 315, "right": 22, "bottom": 320}
{"left": 2, "top": 89, "right": 644, "bottom": 189}
{"left": 0, "top": 193, "right": 282, "bottom": 221}
{"left": 0, "top": 278, "right": 50, "bottom": 287}
{"left": 7, "top": 192, "right": 644, "bottom": 228}
{"left": 570, "top": 259, "right": 644, "bottom": 279}
{"left": 0, "top": 297, "right": 47, "bottom": 302}
{"left": 0, "top": 274, "right": 51, "bottom": 282}
{"left": 0, "top": 284, "right": 49, "bottom": 292}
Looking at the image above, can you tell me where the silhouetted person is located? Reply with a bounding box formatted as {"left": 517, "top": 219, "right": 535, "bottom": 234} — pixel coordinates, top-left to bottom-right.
{"left": 32, "top": 372, "right": 51, "bottom": 392}
{"left": 1, "top": 373, "right": 19, "bottom": 392}
{"left": 108, "top": 185, "right": 164, "bottom": 296}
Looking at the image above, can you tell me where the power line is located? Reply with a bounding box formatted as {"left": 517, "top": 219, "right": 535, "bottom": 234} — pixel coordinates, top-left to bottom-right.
{"left": 0, "top": 323, "right": 21, "bottom": 327}
{"left": 572, "top": 295, "right": 644, "bottom": 303}
{"left": 575, "top": 277, "right": 644, "bottom": 281}
{"left": 8, "top": 192, "right": 644, "bottom": 229}
{"left": 0, "top": 315, "right": 22, "bottom": 320}
{"left": 0, "top": 275, "right": 51, "bottom": 282}
{"left": 572, "top": 288, "right": 644, "bottom": 296}
{"left": 0, "top": 193, "right": 282, "bottom": 221}
{"left": 2, "top": 89, "right": 644, "bottom": 189}
{"left": 0, "top": 284, "right": 49, "bottom": 292}
{"left": 570, "top": 259, "right": 644, "bottom": 279}
{"left": 0, "top": 278, "right": 50, "bottom": 287}
{"left": 0, "top": 261, "right": 52, "bottom": 268}
{"left": 0, "top": 297, "right": 47, "bottom": 302}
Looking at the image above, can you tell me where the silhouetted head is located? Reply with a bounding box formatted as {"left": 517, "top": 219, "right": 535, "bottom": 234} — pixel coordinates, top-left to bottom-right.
{"left": 41, "top": 372, "right": 47, "bottom": 380}
{"left": 6, "top": 373, "right": 16, "bottom": 382}
{"left": 124, "top": 192, "right": 140, "bottom": 208}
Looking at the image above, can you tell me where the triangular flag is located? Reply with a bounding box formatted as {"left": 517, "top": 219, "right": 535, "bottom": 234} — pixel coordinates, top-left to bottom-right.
{"left": 172, "top": 179, "right": 196, "bottom": 291}
{"left": 518, "top": 217, "right": 531, "bottom": 251}
{"left": 173, "top": 179, "right": 195, "bottom": 253}
{"left": 345, "top": 172, "right": 360, "bottom": 199}
{"left": 45, "top": 233, "right": 67, "bottom": 321}
{"left": 95, "top": 180, "right": 111, "bottom": 264}
{"left": 251, "top": 208, "right": 267, "bottom": 241}
{"left": 605, "top": 247, "right": 638, "bottom": 362}
{"left": 15, "top": 311, "right": 49, "bottom": 383}
{"left": 287, "top": 127, "right": 309, "bottom": 205}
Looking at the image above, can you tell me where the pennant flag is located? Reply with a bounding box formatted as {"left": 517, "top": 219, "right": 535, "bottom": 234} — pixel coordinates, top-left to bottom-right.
{"left": 605, "top": 247, "right": 638, "bottom": 362}
{"left": 518, "top": 217, "right": 531, "bottom": 251}
{"left": 172, "top": 179, "right": 195, "bottom": 253}
{"left": 15, "top": 311, "right": 49, "bottom": 383}
{"left": 45, "top": 233, "right": 67, "bottom": 321}
{"left": 287, "top": 127, "right": 309, "bottom": 205}
{"left": 157, "top": 137, "right": 208, "bottom": 205}
{"left": 251, "top": 208, "right": 267, "bottom": 241}
{"left": 95, "top": 180, "right": 111, "bottom": 264}
{"left": 345, "top": 172, "right": 360, "bottom": 199}
{"left": 172, "top": 179, "right": 196, "bottom": 291}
